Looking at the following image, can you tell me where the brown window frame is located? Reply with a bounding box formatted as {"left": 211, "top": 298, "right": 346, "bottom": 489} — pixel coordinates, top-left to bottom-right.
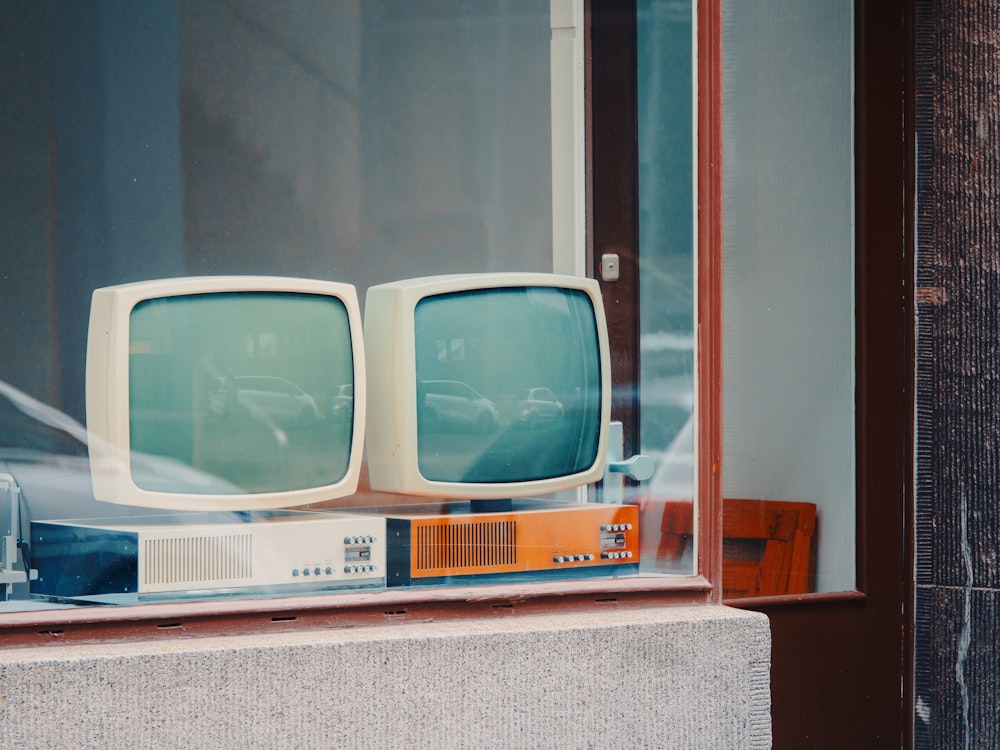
{"left": 0, "top": 0, "right": 724, "bottom": 648}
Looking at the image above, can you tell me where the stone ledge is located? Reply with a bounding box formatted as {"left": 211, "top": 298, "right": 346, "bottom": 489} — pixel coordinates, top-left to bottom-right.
{"left": 0, "top": 604, "right": 770, "bottom": 749}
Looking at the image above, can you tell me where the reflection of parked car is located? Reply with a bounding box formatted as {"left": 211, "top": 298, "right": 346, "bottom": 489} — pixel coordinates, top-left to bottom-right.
{"left": 328, "top": 384, "right": 354, "bottom": 422}
{"left": 511, "top": 387, "right": 564, "bottom": 427}
{"left": 212, "top": 376, "right": 319, "bottom": 425}
{"left": 0, "top": 378, "right": 246, "bottom": 608}
{"left": 419, "top": 380, "right": 499, "bottom": 432}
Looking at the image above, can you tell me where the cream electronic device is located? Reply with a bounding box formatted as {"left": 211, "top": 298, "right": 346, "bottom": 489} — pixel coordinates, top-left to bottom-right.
{"left": 31, "top": 510, "right": 385, "bottom": 603}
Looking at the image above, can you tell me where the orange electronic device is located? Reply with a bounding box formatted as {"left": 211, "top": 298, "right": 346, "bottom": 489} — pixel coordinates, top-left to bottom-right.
{"left": 382, "top": 499, "right": 639, "bottom": 586}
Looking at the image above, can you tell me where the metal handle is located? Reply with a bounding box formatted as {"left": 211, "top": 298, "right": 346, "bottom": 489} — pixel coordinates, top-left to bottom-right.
{"left": 601, "top": 422, "right": 654, "bottom": 503}
{"left": 607, "top": 454, "right": 655, "bottom": 482}
{"left": 0, "top": 473, "right": 32, "bottom": 596}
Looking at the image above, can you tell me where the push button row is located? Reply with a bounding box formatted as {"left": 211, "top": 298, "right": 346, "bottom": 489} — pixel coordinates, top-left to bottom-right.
{"left": 552, "top": 553, "right": 596, "bottom": 564}
{"left": 292, "top": 564, "right": 379, "bottom": 577}
{"left": 600, "top": 551, "right": 634, "bottom": 560}
{"left": 344, "top": 535, "right": 377, "bottom": 544}
{"left": 292, "top": 566, "right": 336, "bottom": 577}
{"left": 344, "top": 564, "right": 377, "bottom": 574}
{"left": 599, "top": 523, "right": 633, "bottom": 532}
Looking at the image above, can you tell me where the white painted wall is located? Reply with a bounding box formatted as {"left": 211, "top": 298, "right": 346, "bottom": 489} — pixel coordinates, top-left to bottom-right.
{"left": 722, "top": 1, "right": 856, "bottom": 593}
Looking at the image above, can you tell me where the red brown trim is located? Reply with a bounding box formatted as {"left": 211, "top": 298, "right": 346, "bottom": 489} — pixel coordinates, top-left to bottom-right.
{"left": 0, "top": 574, "right": 713, "bottom": 633}
{"left": 0, "top": 583, "right": 712, "bottom": 649}
{"left": 697, "top": 0, "right": 724, "bottom": 602}
{"left": 729, "top": 590, "right": 869, "bottom": 610}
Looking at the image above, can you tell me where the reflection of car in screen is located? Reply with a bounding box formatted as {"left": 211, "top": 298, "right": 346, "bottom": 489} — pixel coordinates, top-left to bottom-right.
{"left": 328, "top": 384, "right": 354, "bottom": 422}
{"left": 0, "top": 378, "right": 251, "bottom": 606}
{"left": 419, "top": 379, "right": 499, "bottom": 433}
{"left": 209, "top": 376, "right": 319, "bottom": 425}
{"left": 0, "top": 378, "right": 246, "bottom": 517}
{"left": 511, "top": 387, "right": 564, "bottom": 428}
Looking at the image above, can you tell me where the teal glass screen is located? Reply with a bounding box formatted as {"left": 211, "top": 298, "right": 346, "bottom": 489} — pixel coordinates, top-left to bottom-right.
{"left": 128, "top": 292, "right": 354, "bottom": 495}
{"left": 414, "top": 287, "right": 602, "bottom": 485}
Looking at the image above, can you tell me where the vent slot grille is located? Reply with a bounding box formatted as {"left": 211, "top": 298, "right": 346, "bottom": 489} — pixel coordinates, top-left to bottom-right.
{"left": 415, "top": 521, "right": 517, "bottom": 571}
{"left": 143, "top": 534, "right": 253, "bottom": 585}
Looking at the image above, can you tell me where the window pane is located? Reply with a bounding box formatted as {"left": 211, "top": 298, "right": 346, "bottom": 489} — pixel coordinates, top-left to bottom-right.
{"left": 635, "top": 0, "right": 697, "bottom": 576}
{"left": 722, "top": 1, "right": 855, "bottom": 596}
{"left": 3, "top": 2, "right": 690, "bottom": 610}
{"left": 0, "top": 1, "right": 568, "bottom": 611}
{"left": 1, "top": 1, "right": 708, "bottom": 613}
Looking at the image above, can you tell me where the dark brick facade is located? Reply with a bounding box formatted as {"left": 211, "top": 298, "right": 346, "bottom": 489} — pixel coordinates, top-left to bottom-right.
{"left": 915, "top": 2, "right": 1000, "bottom": 747}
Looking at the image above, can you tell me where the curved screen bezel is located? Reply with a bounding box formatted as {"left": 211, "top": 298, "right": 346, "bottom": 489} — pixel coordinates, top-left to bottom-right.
{"left": 364, "top": 272, "right": 611, "bottom": 499}
{"left": 86, "top": 276, "right": 366, "bottom": 511}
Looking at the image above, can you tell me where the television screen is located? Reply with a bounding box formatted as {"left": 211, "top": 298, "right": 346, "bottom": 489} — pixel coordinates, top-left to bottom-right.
{"left": 365, "top": 273, "right": 610, "bottom": 500}
{"left": 87, "top": 277, "right": 365, "bottom": 511}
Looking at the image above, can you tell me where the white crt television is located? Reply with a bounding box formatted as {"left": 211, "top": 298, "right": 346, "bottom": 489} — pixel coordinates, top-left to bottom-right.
{"left": 364, "top": 273, "right": 611, "bottom": 501}
{"left": 86, "top": 276, "right": 365, "bottom": 511}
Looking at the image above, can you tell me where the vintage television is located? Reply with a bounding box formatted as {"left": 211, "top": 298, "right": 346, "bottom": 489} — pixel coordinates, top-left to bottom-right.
{"left": 363, "top": 272, "right": 639, "bottom": 586}
{"left": 30, "top": 276, "right": 385, "bottom": 603}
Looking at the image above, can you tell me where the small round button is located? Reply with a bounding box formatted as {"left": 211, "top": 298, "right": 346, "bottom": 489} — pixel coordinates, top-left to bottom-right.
{"left": 292, "top": 568, "right": 301, "bottom": 577}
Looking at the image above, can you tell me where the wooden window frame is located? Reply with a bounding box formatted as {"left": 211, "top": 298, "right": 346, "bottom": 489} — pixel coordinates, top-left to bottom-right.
{"left": 0, "top": 0, "right": 725, "bottom": 648}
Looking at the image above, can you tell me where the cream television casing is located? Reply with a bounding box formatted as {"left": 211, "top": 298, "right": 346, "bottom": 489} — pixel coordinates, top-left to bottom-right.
{"left": 363, "top": 272, "right": 611, "bottom": 500}
{"left": 86, "top": 276, "right": 367, "bottom": 511}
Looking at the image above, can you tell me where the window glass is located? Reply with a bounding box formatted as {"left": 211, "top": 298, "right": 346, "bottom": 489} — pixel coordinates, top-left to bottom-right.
{"left": 0, "top": 1, "right": 696, "bottom": 612}
{"left": 634, "top": 0, "right": 697, "bottom": 575}
{"left": 721, "top": 1, "right": 855, "bottom": 596}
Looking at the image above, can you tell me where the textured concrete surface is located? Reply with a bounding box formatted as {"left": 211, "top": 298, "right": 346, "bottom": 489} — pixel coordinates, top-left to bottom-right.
{"left": 0, "top": 604, "right": 770, "bottom": 749}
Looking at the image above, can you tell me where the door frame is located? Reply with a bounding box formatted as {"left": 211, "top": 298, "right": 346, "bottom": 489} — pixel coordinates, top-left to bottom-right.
{"left": 589, "top": 0, "right": 913, "bottom": 746}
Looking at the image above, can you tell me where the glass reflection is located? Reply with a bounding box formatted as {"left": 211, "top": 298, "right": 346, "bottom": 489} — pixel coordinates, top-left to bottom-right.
{"left": 635, "top": 0, "right": 695, "bottom": 574}
{"left": 414, "top": 287, "right": 602, "bottom": 485}
{"left": 128, "top": 292, "right": 354, "bottom": 494}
